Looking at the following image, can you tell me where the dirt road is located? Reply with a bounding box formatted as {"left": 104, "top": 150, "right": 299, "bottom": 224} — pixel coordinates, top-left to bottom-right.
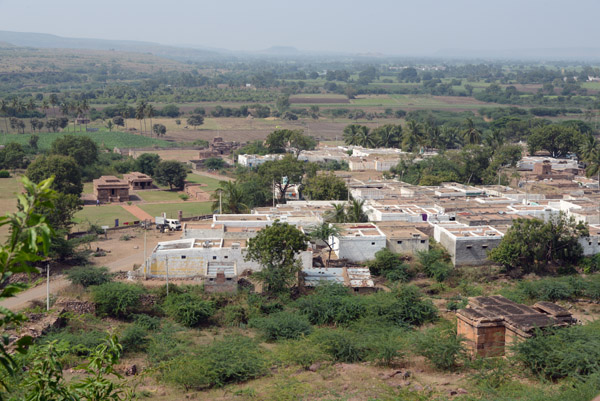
{"left": 0, "top": 228, "right": 166, "bottom": 311}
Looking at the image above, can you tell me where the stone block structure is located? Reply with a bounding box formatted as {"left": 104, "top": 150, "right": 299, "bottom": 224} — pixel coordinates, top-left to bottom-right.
{"left": 456, "top": 295, "right": 575, "bottom": 357}
{"left": 93, "top": 176, "right": 130, "bottom": 203}
{"left": 123, "top": 172, "right": 153, "bottom": 190}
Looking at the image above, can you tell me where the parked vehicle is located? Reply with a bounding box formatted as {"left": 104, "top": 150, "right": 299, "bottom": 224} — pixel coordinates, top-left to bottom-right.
{"left": 155, "top": 216, "right": 181, "bottom": 231}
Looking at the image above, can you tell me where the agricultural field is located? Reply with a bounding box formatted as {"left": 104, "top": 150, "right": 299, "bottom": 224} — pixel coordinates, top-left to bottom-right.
{"left": 0, "top": 129, "right": 176, "bottom": 150}
{"left": 0, "top": 174, "right": 22, "bottom": 239}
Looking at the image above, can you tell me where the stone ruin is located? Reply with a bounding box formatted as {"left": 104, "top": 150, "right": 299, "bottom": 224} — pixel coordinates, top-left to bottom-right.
{"left": 456, "top": 295, "right": 576, "bottom": 357}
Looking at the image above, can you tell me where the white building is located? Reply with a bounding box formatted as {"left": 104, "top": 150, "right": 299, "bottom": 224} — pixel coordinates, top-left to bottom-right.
{"left": 436, "top": 225, "right": 504, "bottom": 266}
{"left": 237, "top": 154, "right": 283, "bottom": 168}
{"left": 330, "top": 223, "right": 387, "bottom": 263}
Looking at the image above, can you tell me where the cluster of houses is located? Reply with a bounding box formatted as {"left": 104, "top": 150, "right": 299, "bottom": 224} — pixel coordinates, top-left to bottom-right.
{"left": 140, "top": 154, "right": 600, "bottom": 294}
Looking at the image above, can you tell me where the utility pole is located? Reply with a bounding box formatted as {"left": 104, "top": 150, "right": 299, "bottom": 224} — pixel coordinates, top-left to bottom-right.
{"left": 272, "top": 179, "right": 276, "bottom": 208}
{"left": 165, "top": 256, "right": 169, "bottom": 297}
{"left": 46, "top": 263, "right": 50, "bottom": 311}
{"left": 144, "top": 220, "right": 147, "bottom": 280}
{"left": 219, "top": 190, "right": 222, "bottom": 214}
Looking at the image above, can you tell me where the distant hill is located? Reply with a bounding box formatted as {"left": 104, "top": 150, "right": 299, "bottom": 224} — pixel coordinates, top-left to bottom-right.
{"left": 0, "top": 30, "right": 226, "bottom": 62}
{"left": 433, "top": 47, "right": 600, "bottom": 61}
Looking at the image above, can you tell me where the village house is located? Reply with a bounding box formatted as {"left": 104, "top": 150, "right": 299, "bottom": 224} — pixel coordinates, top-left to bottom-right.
{"left": 123, "top": 172, "right": 153, "bottom": 190}
{"left": 436, "top": 224, "right": 504, "bottom": 266}
{"left": 93, "top": 176, "right": 130, "bottom": 203}
{"left": 329, "top": 223, "right": 387, "bottom": 263}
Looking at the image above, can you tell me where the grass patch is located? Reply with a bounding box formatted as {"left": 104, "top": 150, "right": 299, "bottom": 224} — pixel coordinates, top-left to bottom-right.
{"left": 138, "top": 201, "right": 213, "bottom": 219}
{"left": 73, "top": 204, "right": 138, "bottom": 229}
{"left": 185, "top": 173, "right": 224, "bottom": 192}
{"left": 136, "top": 190, "right": 184, "bottom": 202}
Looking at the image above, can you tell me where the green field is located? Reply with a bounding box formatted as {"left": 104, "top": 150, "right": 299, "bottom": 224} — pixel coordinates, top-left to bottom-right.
{"left": 136, "top": 190, "right": 184, "bottom": 202}
{"left": 73, "top": 205, "right": 138, "bottom": 230}
{"left": 0, "top": 130, "right": 176, "bottom": 150}
{"left": 138, "top": 202, "right": 213, "bottom": 219}
{"left": 185, "top": 174, "right": 224, "bottom": 192}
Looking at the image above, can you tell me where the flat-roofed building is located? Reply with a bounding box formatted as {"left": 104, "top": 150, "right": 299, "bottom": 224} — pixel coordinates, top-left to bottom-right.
{"left": 437, "top": 225, "right": 504, "bottom": 266}
{"left": 93, "top": 176, "right": 130, "bottom": 203}
{"left": 123, "top": 172, "right": 153, "bottom": 190}
{"left": 378, "top": 225, "right": 429, "bottom": 255}
{"left": 330, "top": 223, "right": 386, "bottom": 263}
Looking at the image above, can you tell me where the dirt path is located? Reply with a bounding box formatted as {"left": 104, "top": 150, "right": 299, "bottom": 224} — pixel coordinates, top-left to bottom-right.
{"left": 120, "top": 204, "right": 153, "bottom": 221}
{"left": 192, "top": 169, "right": 234, "bottom": 182}
{"left": 0, "top": 228, "right": 167, "bottom": 311}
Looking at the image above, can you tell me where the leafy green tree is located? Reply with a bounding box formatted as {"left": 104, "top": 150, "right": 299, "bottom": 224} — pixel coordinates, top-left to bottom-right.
{"left": 257, "top": 154, "right": 304, "bottom": 203}
{"left": 276, "top": 94, "right": 290, "bottom": 113}
{"left": 0, "top": 177, "right": 54, "bottom": 397}
{"left": 161, "top": 104, "right": 180, "bottom": 118}
{"left": 105, "top": 120, "right": 114, "bottom": 132}
{"left": 287, "top": 130, "right": 316, "bottom": 157}
{"left": 186, "top": 115, "right": 204, "bottom": 128}
{"left": 265, "top": 129, "right": 289, "bottom": 153}
{"left": 204, "top": 157, "right": 225, "bottom": 170}
{"left": 245, "top": 221, "right": 309, "bottom": 294}
{"left": 50, "top": 135, "right": 99, "bottom": 166}
{"left": 527, "top": 124, "right": 580, "bottom": 158}
{"left": 303, "top": 173, "right": 348, "bottom": 200}
{"left": 135, "top": 153, "right": 161, "bottom": 176}
{"left": 211, "top": 181, "right": 249, "bottom": 214}
{"left": 308, "top": 222, "right": 340, "bottom": 266}
{"left": 152, "top": 123, "right": 166, "bottom": 137}
{"left": 154, "top": 160, "right": 187, "bottom": 190}
{"left": 489, "top": 213, "right": 589, "bottom": 274}
{"left": 26, "top": 155, "right": 83, "bottom": 196}
{"left": 0, "top": 143, "right": 27, "bottom": 170}
{"left": 368, "top": 248, "right": 411, "bottom": 282}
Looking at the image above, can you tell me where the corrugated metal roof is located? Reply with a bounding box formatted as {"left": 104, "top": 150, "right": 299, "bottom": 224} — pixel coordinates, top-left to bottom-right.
{"left": 207, "top": 262, "right": 235, "bottom": 277}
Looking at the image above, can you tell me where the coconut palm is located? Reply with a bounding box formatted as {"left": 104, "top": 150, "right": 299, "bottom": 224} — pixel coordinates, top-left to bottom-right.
{"left": 0, "top": 99, "right": 9, "bottom": 135}
{"left": 373, "top": 124, "right": 402, "bottom": 148}
{"left": 308, "top": 222, "right": 340, "bottom": 266}
{"left": 438, "top": 126, "right": 462, "bottom": 150}
{"left": 135, "top": 101, "right": 147, "bottom": 134}
{"left": 462, "top": 118, "right": 481, "bottom": 145}
{"left": 343, "top": 124, "right": 363, "bottom": 146}
{"left": 211, "top": 181, "right": 249, "bottom": 214}
{"left": 346, "top": 199, "right": 368, "bottom": 223}
{"left": 402, "top": 120, "right": 421, "bottom": 152}
{"left": 586, "top": 148, "right": 600, "bottom": 185}
{"left": 145, "top": 104, "right": 156, "bottom": 136}
{"left": 326, "top": 203, "right": 347, "bottom": 223}
{"left": 579, "top": 134, "right": 598, "bottom": 163}
{"left": 49, "top": 94, "right": 59, "bottom": 117}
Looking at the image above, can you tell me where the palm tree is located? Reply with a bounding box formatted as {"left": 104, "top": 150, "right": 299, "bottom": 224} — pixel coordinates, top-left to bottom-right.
{"left": 343, "top": 124, "right": 363, "bottom": 145}
{"left": 374, "top": 124, "right": 402, "bottom": 148}
{"left": 483, "top": 129, "right": 505, "bottom": 149}
{"left": 26, "top": 98, "right": 37, "bottom": 132}
{"left": 41, "top": 99, "right": 50, "bottom": 129}
{"left": 135, "top": 101, "right": 147, "bottom": 134}
{"left": 49, "top": 94, "right": 59, "bottom": 117}
{"left": 438, "top": 126, "right": 461, "bottom": 150}
{"left": 423, "top": 122, "right": 439, "bottom": 150}
{"left": 211, "top": 181, "right": 249, "bottom": 214}
{"left": 579, "top": 134, "right": 598, "bottom": 163}
{"left": 402, "top": 120, "right": 421, "bottom": 152}
{"left": 122, "top": 107, "right": 130, "bottom": 131}
{"left": 346, "top": 199, "right": 368, "bottom": 223}
{"left": 325, "top": 203, "right": 347, "bottom": 223}
{"left": 145, "top": 104, "right": 156, "bottom": 136}
{"left": 355, "top": 125, "right": 375, "bottom": 148}
{"left": 462, "top": 118, "right": 481, "bottom": 145}
{"left": 308, "top": 222, "right": 340, "bottom": 266}
{"left": 80, "top": 98, "right": 90, "bottom": 131}
{"left": 586, "top": 148, "right": 600, "bottom": 185}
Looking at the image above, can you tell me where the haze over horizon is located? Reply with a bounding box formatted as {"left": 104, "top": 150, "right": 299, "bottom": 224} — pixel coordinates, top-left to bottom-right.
{"left": 0, "top": 0, "right": 599, "bottom": 56}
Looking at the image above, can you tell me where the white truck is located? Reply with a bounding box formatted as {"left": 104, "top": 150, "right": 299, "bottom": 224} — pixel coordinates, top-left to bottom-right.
{"left": 155, "top": 216, "right": 181, "bottom": 231}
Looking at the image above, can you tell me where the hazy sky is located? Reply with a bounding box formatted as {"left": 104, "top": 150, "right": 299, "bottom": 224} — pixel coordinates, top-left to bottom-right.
{"left": 0, "top": 0, "right": 598, "bottom": 55}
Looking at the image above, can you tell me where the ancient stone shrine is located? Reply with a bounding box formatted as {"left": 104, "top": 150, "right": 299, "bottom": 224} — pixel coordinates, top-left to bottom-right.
{"left": 456, "top": 295, "right": 575, "bottom": 357}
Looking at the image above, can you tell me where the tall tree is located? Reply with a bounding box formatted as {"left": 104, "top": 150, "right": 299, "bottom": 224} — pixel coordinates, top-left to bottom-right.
{"left": 402, "top": 120, "right": 421, "bottom": 152}
{"left": 211, "top": 181, "right": 249, "bottom": 214}
{"left": 154, "top": 160, "right": 187, "bottom": 190}
{"left": 245, "top": 221, "right": 309, "bottom": 294}
{"left": 308, "top": 222, "right": 340, "bottom": 266}
{"left": 145, "top": 104, "right": 156, "bottom": 136}
{"left": 346, "top": 199, "right": 368, "bottom": 223}
{"left": 373, "top": 124, "right": 402, "bottom": 148}
{"left": 462, "top": 118, "right": 481, "bottom": 145}
{"left": 135, "top": 101, "right": 147, "bottom": 134}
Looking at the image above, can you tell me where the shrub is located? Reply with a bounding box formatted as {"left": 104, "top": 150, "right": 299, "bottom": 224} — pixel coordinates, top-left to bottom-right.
{"left": 146, "top": 324, "right": 190, "bottom": 364}
{"left": 221, "top": 304, "right": 248, "bottom": 327}
{"left": 178, "top": 194, "right": 189, "bottom": 201}
{"left": 162, "top": 336, "right": 269, "bottom": 390}
{"left": 367, "top": 285, "right": 438, "bottom": 327}
{"left": 311, "top": 328, "right": 368, "bottom": 363}
{"left": 66, "top": 266, "right": 112, "bottom": 288}
{"left": 91, "top": 282, "right": 144, "bottom": 318}
{"left": 414, "top": 324, "right": 466, "bottom": 370}
{"left": 513, "top": 321, "right": 600, "bottom": 380}
{"left": 274, "top": 339, "right": 330, "bottom": 369}
{"left": 367, "top": 249, "right": 411, "bottom": 282}
{"left": 247, "top": 293, "right": 284, "bottom": 316}
{"left": 250, "top": 311, "right": 312, "bottom": 342}
{"left": 133, "top": 314, "right": 161, "bottom": 331}
{"left": 416, "top": 249, "right": 453, "bottom": 282}
{"left": 163, "top": 293, "right": 215, "bottom": 327}
{"left": 41, "top": 329, "right": 106, "bottom": 356}
{"left": 0, "top": 170, "right": 10, "bottom": 178}
{"left": 121, "top": 324, "right": 149, "bottom": 353}
{"left": 295, "top": 291, "right": 366, "bottom": 325}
